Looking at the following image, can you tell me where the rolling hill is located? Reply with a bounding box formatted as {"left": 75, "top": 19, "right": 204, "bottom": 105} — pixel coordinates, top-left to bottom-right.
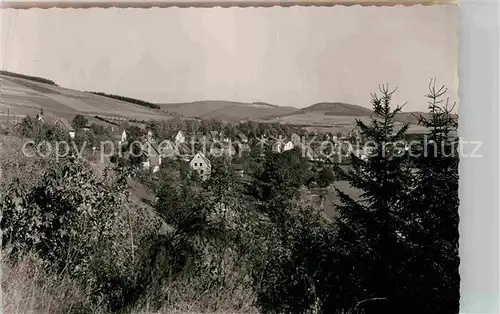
{"left": 0, "top": 74, "right": 174, "bottom": 128}
{"left": 0, "top": 71, "right": 450, "bottom": 134}
{"left": 267, "top": 101, "right": 434, "bottom": 134}
{"left": 298, "top": 102, "right": 374, "bottom": 116}
{"left": 159, "top": 100, "right": 298, "bottom": 122}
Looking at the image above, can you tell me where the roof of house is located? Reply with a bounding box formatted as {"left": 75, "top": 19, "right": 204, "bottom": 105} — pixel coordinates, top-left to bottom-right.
{"left": 177, "top": 142, "right": 191, "bottom": 154}
{"left": 144, "top": 139, "right": 161, "bottom": 156}
{"left": 157, "top": 141, "right": 178, "bottom": 157}
{"left": 53, "top": 117, "right": 75, "bottom": 132}
{"left": 191, "top": 152, "right": 211, "bottom": 167}
{"left": 35, "top": 112, "right": 74, "bottom": 132}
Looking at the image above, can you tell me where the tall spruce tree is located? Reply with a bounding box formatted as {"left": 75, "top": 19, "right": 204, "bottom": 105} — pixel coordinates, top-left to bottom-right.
{"left": 403, "top": 79, "right": 460, "bottom": 313}
{"left": 332, "top": 84, "right": 412, "bottom": 311}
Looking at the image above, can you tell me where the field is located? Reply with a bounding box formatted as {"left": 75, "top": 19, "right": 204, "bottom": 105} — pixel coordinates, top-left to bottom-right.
{"left": 0, "top": 75, "right": 173, "bottom": 127}
{"left": 268, "top": 110, "right": 429, "bottom": 135}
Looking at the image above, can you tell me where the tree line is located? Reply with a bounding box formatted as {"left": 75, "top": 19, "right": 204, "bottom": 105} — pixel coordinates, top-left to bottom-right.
{"left": 88, "top": 91, "right": 162, "bottom": 110}
{"left": 0, "top": 70, "right": 59, "bottom": 86}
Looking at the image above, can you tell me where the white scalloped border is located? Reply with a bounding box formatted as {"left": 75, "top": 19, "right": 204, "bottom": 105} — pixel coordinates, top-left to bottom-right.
{"left": 0, "top": 1, "right": 459, "bottom": 10}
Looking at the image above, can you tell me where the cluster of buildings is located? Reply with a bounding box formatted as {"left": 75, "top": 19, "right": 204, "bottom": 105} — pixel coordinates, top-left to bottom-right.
{"left": 36, "top": 112, "right": 76, "bottom": 139}
{"left": 34, "top": 109, "right": 378, "bottom": 179}
{"left": 115, "top": 127, "right": 339, "bottom": 179}
{"left": 127, "top": 128, "right": 362, "bottom": 179}
{"left": 123, "top": 129, "right": 252, "bottom": 180}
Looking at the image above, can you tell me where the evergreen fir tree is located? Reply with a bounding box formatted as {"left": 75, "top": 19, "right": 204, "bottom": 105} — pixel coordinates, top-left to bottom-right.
{"left": 403, "top": 79, "right": 460, "bottom": 313}
{"left": 332, "top": 84, "right": 412, "bottom": 311}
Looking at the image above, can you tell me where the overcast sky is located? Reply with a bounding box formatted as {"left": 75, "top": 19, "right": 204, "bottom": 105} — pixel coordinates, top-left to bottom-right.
{"left": 1, "top": 5, "right": 458, "bottom": 111}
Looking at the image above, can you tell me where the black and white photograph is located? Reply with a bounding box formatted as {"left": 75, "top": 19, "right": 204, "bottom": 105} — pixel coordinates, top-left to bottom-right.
{"left": 1, "top": 3, "right": 461, "bottom": 314}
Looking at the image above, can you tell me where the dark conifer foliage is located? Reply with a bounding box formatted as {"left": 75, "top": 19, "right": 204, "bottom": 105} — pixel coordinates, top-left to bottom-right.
{"left": 332, "top": 84, "right": 413, "bottom": 312}
{"left": 403, "top": 79, "right": 460, "bottom": 314}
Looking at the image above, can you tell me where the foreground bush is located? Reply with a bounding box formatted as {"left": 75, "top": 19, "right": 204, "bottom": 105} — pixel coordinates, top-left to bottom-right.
{"left": 1, "top": 156, "right": 155, "bottom": 312}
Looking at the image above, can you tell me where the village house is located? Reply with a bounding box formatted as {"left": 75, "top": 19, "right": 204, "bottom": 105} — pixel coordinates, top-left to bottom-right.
{"left": 142, "top": 139, "right": 162, "bottom": 173}
{"left": 110, "top": 128, "right": 127, "bottom": 144}
{"left": 121, "top": 129, "right": 127, "bottom": 143}
{"left": 177, "top": 142, "right": 192, "bottom": 158}
{"left": 35, "top": 111, "right": 75, "bottom": 139}
{"left": 47, "top": 117, "right": 75, "bottom": 139}
{"left": 291, "top": 133, "right": 301, "bottom": 145}
{"left": 190, "top": 152, "right": 211, "bottom": 180}
{"left": 153, "top": 130, "right": 189, "bottom": 160}
{"left": 158, "top": 140, "right": 178, "bottom": 160}
{"left": 174, "top": 130, "right": 185, "bottom": 144}
{"left": 283, "top": 140, "right": 295, "bottom": 152}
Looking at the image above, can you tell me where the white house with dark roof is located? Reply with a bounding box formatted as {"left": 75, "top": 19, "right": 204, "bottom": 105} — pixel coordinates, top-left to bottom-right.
{"left": 291, "top": 133, "right": 301, "bottom": 145}
{"left": 283, "top": 140, "right": 295, "bottom": 152}
{"left": 121, "top": 130, "right": 127, "bottom": 143}
{"left": 189, "top": 152, "right": 211, "bottom": 180}
{"left": 175, "top": 130, "right": 185, "bottom": 144}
